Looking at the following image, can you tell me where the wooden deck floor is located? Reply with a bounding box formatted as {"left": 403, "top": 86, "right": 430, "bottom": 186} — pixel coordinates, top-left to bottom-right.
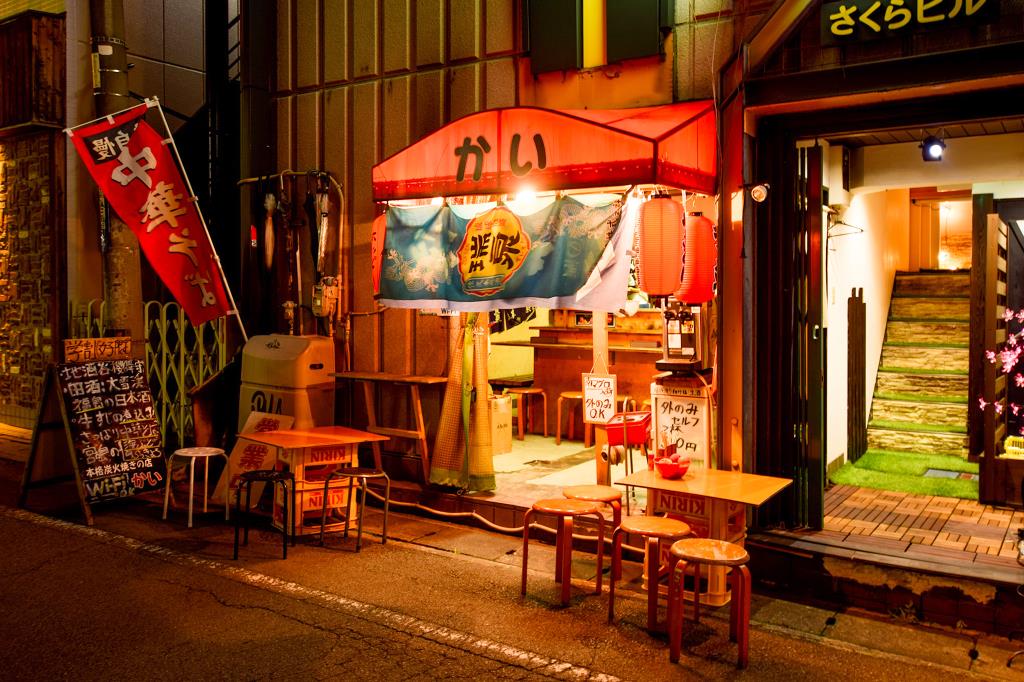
{"left": 818, "top": 484, "right": 1023, "bottom": 571}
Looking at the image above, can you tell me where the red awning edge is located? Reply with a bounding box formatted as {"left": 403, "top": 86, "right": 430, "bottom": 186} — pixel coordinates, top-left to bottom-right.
{"left": 372, "top": 101, "right": 717, "bottom": 201}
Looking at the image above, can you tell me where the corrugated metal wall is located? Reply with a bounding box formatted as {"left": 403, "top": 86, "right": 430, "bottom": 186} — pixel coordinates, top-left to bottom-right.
{"left": 273, "top": 0, "right": 521, "bottom": 448}
{"left": 269, "top": 0, "right": 753, "bottom": 457}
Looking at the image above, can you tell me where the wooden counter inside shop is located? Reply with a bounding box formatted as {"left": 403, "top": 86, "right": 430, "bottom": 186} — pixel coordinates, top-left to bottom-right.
{"left": 493, "top": 310, "right": 663, "bottom": 440}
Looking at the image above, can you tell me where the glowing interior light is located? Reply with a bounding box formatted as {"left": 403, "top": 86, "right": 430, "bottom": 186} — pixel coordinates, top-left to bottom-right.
{"left": 515, "top": 186, "right": 536, "bottom": 203}
{"left": 430, "top": 196, "right": 444, "bottom": 206}
{"left": 927, "top": 143, "right": 944, "bottom": 159}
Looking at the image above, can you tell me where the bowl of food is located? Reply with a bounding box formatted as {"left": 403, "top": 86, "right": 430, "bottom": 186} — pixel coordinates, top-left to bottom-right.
{"left": 654, "top": 454, "right": 690, "bottom": 480}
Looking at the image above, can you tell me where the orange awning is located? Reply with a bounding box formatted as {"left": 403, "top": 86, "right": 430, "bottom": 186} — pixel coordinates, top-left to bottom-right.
{"left": 372, "top": 101, "right": 717, "bottom": 201}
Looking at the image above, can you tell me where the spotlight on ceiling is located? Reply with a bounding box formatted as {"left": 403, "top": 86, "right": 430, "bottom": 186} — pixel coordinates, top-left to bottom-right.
{"left": 920, "top": 135, "right": 946, "bottom": 162}
{"left": 749, "top": 183, "right": 770, "bottom": 203}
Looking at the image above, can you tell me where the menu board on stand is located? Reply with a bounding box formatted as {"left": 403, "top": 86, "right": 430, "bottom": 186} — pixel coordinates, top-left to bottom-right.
{"left": 19, "top": 339, "right": 167, "bottom": 525}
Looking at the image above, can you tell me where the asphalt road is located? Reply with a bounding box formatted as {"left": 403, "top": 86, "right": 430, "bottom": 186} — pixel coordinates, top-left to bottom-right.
{"left": 2, "top": 502, "right": 1008, "bottom": 681}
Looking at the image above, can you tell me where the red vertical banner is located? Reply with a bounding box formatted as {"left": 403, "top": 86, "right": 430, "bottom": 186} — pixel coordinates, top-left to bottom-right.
{"left": 68, "top": 103, "right": 230, "bottom": 326}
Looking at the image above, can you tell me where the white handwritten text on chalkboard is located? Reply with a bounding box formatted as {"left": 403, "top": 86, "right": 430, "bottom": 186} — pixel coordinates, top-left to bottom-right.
{"left": 57, "top": 360, "right": 166, "bottom": 503}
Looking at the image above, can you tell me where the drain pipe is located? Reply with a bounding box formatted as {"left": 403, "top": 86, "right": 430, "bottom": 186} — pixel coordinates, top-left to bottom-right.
{"left": 89, "top": 0, "right": 145, "bottom": 359}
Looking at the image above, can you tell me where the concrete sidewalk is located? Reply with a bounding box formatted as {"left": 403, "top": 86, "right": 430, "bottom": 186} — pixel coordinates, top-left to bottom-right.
{"left": 3, "top": 454, "right": 1023, "bottom": 680}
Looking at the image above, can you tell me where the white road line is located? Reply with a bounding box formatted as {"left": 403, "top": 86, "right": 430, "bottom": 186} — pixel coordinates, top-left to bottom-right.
{"left": 2, "top": 506, "right": 620, "bottom": 682}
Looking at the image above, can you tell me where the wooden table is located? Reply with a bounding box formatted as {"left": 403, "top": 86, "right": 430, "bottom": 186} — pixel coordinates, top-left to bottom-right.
{"left": 240, "top": 425, "right": 388, "bottom": 536}
{"left": 332, "top": 371, "right": 447, "bottom": 482}
{"left": 616, "top": 467, "right": 791, "bottom": 606}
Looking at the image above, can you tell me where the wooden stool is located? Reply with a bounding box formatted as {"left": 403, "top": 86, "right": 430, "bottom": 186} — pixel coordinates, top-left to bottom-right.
{"left": 521, "top": 498, "right": 605, "bottom": 606}
{"left": 562, "top": 484, "right": 622, "bottom": 578}
{"left": 489, "top": 374, "right": 534, "bottom": 392}
{"left": 608, "top": 516, "right": 691, "bottom": 630}
{"left": 667, "top": 538, "right": 751, "bottom": 669}
{"left": 319, "top": 466, "right": 391, "bottom": 552}
{"left": 556, "top": 391, "right": 592, "bottom": 446}
{"left": 162, "top": 446, "right": 229, "bottom": 528}
{"left": 562, "top": 484, "right": 622, "bottom": 530}
{"left": 506, "top": 387, "right": 547, "bottom": 440}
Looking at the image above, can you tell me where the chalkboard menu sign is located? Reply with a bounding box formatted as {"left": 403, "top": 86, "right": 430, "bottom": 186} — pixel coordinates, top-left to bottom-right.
{"left": 56, "top": 360, "right": 166, "bottom": 503}
{"left": 21, "top": 358, "right": 167, "bottom": 523}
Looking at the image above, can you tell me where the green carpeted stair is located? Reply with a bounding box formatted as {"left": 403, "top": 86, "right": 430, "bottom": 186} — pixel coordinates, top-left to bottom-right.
{"left": 867, "top": 271, "right": 970, "bottom": 459}
{"left": 834, "top": 270, "right": 978, "bottom": 498}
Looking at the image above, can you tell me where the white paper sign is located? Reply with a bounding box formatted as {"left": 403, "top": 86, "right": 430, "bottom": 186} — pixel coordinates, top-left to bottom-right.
{"left": 651, "top": 382, "right": 709, "bottom": 470}
{"left": 583, "top": 373, "right": 617, "bottom": 424}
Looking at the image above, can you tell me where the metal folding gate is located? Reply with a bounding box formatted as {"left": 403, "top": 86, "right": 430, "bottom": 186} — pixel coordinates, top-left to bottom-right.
{"left": 68, "top": 299, "right": 227, "bottom": 449}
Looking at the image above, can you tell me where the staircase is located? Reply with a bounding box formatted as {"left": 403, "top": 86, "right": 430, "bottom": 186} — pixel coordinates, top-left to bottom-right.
{"left": 867, "top": 271, "right": 970, "bottom": 458}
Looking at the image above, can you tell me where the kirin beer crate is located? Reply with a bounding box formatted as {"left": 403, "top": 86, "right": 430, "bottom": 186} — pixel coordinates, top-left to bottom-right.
{"left": 277, "top": 442, "right": 357, "bottom": 484}
{"left": 272, "top": 479, "right": 356, "bottom": 537}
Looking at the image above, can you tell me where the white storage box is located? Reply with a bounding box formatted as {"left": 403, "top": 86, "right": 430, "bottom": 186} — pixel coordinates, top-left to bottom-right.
{"left": 238, "top": 334, "right": 336, "bottom": 430}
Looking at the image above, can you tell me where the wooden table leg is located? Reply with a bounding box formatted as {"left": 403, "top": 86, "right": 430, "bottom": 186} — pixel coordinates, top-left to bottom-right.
{"left": 554, "top": 516, "right": 565, "bottom": 584}
{"left": 410, "top": 384, "right": 430, "bottom": 482}
{"left": 646, "top": 536, "right": 659, "bottom": 630}
{"left": 560, "top": 515, "right": 573, "bottom": 606}
{"left": 360, "top": 381, "right": 383, "bottom": 470}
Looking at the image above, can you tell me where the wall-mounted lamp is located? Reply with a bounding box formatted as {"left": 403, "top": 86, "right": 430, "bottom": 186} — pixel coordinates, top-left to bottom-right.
{"left": 920, "top": 135, "right": 946, "bottom": 162}
{"left": 749, "top": 183, "right": 770, "bottom": 203}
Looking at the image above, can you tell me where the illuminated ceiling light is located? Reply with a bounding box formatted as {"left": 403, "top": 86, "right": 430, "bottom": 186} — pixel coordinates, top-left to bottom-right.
{"left": 749, "top": 183, "right": 769, "bottom": 203}
{"left": 920, "top": 135, "right": 946, "bottom": 162}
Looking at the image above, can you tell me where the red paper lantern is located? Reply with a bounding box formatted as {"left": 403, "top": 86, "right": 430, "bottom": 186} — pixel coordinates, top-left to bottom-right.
{"left": 637, "top": 196, "right": 684, "bottom": 297}
{"left": 675, "top": 211, "right": 717, "bottom": 303}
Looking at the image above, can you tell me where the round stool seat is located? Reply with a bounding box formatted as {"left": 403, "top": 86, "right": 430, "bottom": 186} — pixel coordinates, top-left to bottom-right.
{"left": 320, "top": 466, "right": 391, "bottom": 552}
{"left": 556, "top": 391, "right": 591, "bottom": 446}
{"left": 669, "top": 538, "right": 749, "bottom": 567}
{"left": 608, "top": 513, "right": 693, "bottom": 629}
{"left": 506, "top": 387, "right": 548, "bottom": 439}
{"left": 233, "top": 469, "right": 296, "bottom": 560}
{"left": 238, "top": 469, "right": 292, "bottom": 483}
{"left": 620, "top": 516, "right": 691, "bottom": 539}
{"left": 667, "top": 538, "right": 752, "bottom": 668}
{"left": 173, "top": 446, "right": 225, "bottom": 457}
{"left": 532, "top": 498, "right": 601, "bottom": 516}
{"left": 562, "top": 484, "right": 621, "bottom": 504}
{"left": 331, "top": 466, "right": 387, "bottom": 478}
{"left": 522, "top": 496, "right": 606, "bottom": 606}
{"left": 163, "top": 447, "right": 229, "bottom": 529}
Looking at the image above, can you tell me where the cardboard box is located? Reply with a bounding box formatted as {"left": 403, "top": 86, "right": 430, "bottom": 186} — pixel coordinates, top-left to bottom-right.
{"left": 491, "top": 395, "right": 512, "bottom": 455}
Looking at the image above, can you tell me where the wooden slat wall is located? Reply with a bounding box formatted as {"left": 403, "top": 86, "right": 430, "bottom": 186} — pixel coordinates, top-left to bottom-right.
{"left": 0, "top": 11, "right": 64, "bottom": 132}
{"left": 751, "top": 134, "right": 826, "bottom": 528}
{"left": 847, "top": 288, "right": 866, "bottom": 463}
{"left": 274, "top": 0, "right": 523, "bottom": 452}
{"left": 752, "top": 123, "right": 800, "bottom": 527}
{"left": 980, "top": 206, "right": 1008, "bottom": 503}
